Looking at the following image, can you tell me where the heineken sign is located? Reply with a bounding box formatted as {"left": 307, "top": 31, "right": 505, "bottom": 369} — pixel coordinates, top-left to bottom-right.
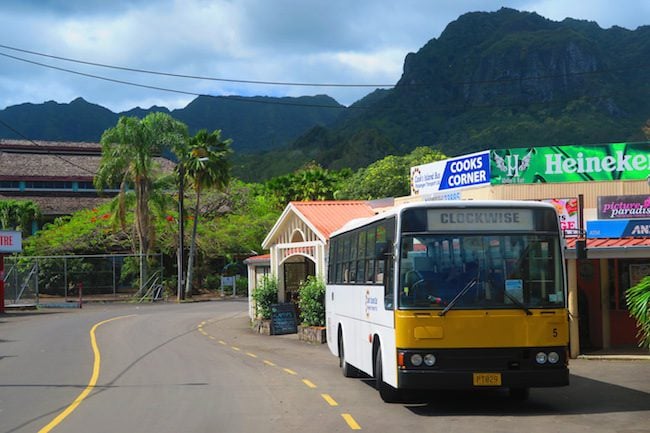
{"left": 491, "top": 142, "right": 650, "bottom": 184}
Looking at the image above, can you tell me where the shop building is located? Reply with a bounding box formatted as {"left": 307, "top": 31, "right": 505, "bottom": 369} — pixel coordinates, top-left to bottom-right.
{"left": 407, "top": 142, "right": 650, "bottom": 355}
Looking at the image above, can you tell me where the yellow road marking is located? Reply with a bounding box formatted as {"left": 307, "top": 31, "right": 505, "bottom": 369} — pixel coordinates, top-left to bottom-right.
{"left": 341, "top": 413, "right": 361, "bottom": 430}
{"left": 199, "top": 329, "right": 208, "bottom": 335}
{"left": 302, "top": 379, "right": 317, "bottom": 388}
{"left": 231, "top": 346, "right": 241, "bottom": 351}
{"left": 208, "top": 336, "right": 216, "bottom": 340}
{"left": 37, "top": 315, "right": 134, "bottom": 433}
{"left": 263, "top": 360, "right": 276, "bottom": 366}
{"left": 321, "top": 394, "right": 338, "bottom": 406}
{"left": 218, "top": 340, "right": 227, "bottom": 345}
{"left": 283, "top": 368, "right": 297, "bottom": 375}
{"left": 246, "top": 352, "right": 258, "bottom": 358}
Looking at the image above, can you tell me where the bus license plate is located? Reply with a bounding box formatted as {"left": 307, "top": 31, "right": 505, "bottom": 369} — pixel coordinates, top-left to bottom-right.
{"left": 473, "top": 373, "right": 502, "bottom": 386}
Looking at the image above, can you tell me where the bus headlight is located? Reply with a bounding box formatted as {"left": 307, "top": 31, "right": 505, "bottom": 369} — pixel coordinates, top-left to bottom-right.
{"left": 547, "top": 351, "right": 560, "bottom": 364}
{"left": 410, "top": 354, "right": 423, "bottom": 366}
{"left": 535, "top": 352, "right": 548, "bottom": 364}
{"left": 424, "top": 354, "right": 437, "bottom": 366}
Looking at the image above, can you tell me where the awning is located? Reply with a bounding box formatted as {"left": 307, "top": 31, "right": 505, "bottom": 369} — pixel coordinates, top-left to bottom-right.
{"left": 565, "top": 237, "right": 650, "bottom": 259}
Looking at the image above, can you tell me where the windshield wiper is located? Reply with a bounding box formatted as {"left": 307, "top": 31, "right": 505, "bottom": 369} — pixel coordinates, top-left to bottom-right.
{"left": 439, "top": 278, "right": 478, "bottom": 317}
{"left": 502, "top": 290, "right": 533, "bottom": 316}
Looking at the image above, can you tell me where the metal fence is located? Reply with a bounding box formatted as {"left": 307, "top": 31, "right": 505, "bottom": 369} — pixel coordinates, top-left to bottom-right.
{"left": 3, "top": 253, "right": 165, "bottom": 307}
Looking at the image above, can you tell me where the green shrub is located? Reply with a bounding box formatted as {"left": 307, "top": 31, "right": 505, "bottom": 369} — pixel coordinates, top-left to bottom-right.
{"left": 298, "top": 276, "right": 325, "bottom": 326}
{"left": 252, "top": 275, "right": 278, "bottom": 319}
{"left": 203, "top": 274, "right": 221, "bottom": 291}
{"left": 235, "top": 277, "right": 248, "bottom": 296}
{"left": 626, "top": 276, "right": 650, "bottom": 349}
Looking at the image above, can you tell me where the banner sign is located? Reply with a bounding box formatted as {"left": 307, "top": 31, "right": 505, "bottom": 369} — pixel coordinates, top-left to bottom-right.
{"left": 542, "top": 198, "right": 579, "bottom": 236}
{"left": 491, "top": 142, "right": 650, "bottom": 184}
{"left": 597, "top": 194, "right": 650, "bottom": 219}
{"left": 410, "top": 151, "right": 490, "bottom": 195}
{"left": 586, "top": 219, "right": 650, "bottom": 238}
{"left": 0, "top": 231, "right": 22, "bottom": 253}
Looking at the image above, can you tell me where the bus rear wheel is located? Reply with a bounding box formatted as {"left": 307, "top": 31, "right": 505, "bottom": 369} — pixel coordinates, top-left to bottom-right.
{"left": 374, "top": 347, "right": 402, "bottom": 403}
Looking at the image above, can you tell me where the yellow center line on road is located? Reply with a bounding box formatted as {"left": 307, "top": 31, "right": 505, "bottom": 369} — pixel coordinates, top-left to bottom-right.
{"left": 208, "top": 335, "right": 216, "bottom": 340}
{"left": 321, "top": 394, "right": 338, "bottom": 406}
{"left": 341, "top": 413, "right": 362, "bottom": 430}
{"left": 197, "top": 320, "right": 362, "bottom": 432}
{"left": 37, "top": 315, "right": 135, "bottom": 433}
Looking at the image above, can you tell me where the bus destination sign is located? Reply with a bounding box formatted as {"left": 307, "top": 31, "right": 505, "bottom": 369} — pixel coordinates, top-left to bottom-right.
{"left": 427, "top": 209, "right": 534, "bottom": 231}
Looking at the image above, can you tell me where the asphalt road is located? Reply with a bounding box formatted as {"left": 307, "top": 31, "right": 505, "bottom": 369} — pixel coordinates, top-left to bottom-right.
{"left": 1, "top": 300, "right": 649, "bottom": 433}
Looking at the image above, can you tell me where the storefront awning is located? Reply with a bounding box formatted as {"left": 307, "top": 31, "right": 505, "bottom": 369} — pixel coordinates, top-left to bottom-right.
{"left": 565, "top": 237, "right": 650, "bottom": 259}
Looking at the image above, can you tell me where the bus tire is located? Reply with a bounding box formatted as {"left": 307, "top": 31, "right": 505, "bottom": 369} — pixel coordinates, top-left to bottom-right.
{"left": 509, "top": 387, "right": 530, "bottom": 401}
{"left": 339, "top": 333, "right": 359, "bottom": 378}
{"left": 374, "top": 347, "right": 401, "bottom": 403}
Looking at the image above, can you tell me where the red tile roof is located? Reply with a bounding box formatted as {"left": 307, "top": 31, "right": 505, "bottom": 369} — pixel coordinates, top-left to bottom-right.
{"left": 244, "top": 254, "right": 271, "bottom": 263}
{"left": 291, "top": 201, "right": 375, "bottom": 239}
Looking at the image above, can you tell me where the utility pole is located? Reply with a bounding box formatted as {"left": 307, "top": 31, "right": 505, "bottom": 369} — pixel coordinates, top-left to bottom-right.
{"left": 177, "top": 163, "right": 185, "bottom": 301}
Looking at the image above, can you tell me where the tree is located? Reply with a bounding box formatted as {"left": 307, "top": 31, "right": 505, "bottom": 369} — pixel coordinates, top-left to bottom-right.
{"left": 626, "top": 276, "right": 650, "bottom": 349}
{"left": 336, "top": 147, "right": 447, "bottom": 200}
{"left": 264, "top": 163, "right": 351, "bottom": 208}
{"left": 181, "top": 129, "right": 232, "bottom": 297}
{"left": 95, "top": 112, "right": 187, "bottom": 289}
{"left": 0, "top": 200, "right": 40, "bottom": 236}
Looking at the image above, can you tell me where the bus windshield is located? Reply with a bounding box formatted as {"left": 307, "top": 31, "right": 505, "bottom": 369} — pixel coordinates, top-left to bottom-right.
{"left": 398, "top": 233, "right": 564, "bottom": 310}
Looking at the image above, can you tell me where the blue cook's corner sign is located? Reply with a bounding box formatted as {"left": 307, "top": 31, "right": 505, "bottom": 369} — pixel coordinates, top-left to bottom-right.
{"left": 587, "top": 219, "right": 650, "bottom": 238}
{"left": 411, "top": 151, "right": 490, "bottom": 195}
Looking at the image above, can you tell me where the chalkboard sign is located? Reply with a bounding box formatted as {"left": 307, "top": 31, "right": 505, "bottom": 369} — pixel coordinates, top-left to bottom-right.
{"left": 270, "top": 303, "right": 298, "bottom": 335}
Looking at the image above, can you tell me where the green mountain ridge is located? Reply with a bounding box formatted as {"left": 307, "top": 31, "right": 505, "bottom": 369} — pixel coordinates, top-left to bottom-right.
{"left": 0, "top": 94, "right": 343, "bottom": 153}
{"left": 1, "top": 8, "right": 649, "bottom": 182}
{"left": 240, "top": 8, "right": 650, "bottom": 180}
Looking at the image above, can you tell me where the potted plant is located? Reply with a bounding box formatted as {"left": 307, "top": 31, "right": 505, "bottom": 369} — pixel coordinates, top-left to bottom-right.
{"left": 251, "top": 275, "right": 278, "bottom": 335}
{"left": 297, "top": 276, "right": 326, "bottom": 343}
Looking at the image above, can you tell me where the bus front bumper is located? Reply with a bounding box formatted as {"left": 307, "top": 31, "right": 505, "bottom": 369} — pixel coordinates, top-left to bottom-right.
{"left": 398, "top": 368, "right": 569, "bottom": 390}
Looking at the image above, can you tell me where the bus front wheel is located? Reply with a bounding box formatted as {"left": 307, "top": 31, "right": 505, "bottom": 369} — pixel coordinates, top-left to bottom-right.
{"left": 339, "top": 333, "right": 360, "bottom": 378}
{"left": 374, "top": 347, "right": 401, "bottom": 403}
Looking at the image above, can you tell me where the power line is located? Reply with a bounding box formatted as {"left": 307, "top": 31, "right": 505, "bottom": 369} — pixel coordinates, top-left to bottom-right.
{"left": 1, "top": 42, "right": 649, "bottom": 90}
{"left": 0, "top": 43, "right": 393, "bottom": 88}
{"left": 0, "top": 51, "right": 355, "bottom": 110}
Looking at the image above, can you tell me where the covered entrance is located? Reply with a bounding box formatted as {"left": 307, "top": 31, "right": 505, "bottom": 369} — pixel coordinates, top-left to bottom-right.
{"left": 258, "top": 201, "right": 376, "bottom": 305}
{"left": 567, "top": 237, "right": 650, "bottom": 352}
{"left": 283, "top": 259, "right": 315, "bottom": 303}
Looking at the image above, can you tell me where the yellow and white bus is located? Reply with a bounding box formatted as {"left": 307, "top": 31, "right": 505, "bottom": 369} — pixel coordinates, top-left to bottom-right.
{"left": 326, "top": 200, "right": 569, "bottom": 402}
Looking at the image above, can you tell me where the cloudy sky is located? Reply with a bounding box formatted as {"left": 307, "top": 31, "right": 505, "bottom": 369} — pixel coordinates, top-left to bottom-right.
{"left": 0, "top": 0, "right": 648, "bottom": 113}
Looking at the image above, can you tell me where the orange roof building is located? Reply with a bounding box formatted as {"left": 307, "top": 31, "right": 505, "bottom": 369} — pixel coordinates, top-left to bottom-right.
{"left": 246, "top": 201, "right": 377, "bottom": 318}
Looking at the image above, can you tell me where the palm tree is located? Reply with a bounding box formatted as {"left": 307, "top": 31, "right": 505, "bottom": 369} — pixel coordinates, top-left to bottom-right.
{"left": 182, "top": 129, "right": 232, "bottom": 298}
{"left": 0, "top": 200, "right": 40, "bottom": 235}
{"left": 95, "top": 113, "right": 187, "bottom": 289}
